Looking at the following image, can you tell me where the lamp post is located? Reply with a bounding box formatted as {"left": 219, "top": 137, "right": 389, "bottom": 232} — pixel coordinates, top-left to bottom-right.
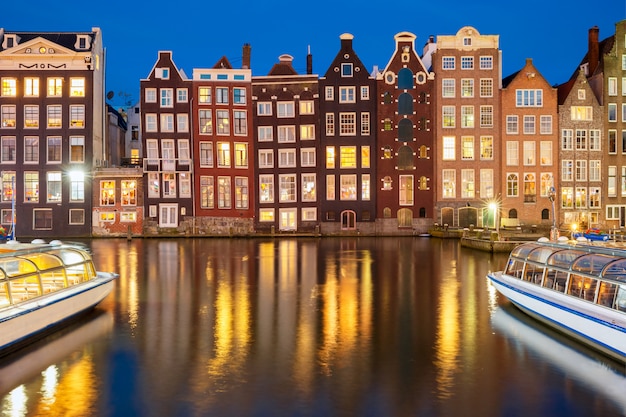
{"left": 489, "top": 202, "right": 499, "bottom": 234}
{"left": 548, "top": 186, "right": 559, "bottom": 241}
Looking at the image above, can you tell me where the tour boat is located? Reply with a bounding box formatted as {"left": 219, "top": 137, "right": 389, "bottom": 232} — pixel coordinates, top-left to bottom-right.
{"left": 487, "top": 237, "right": 626, "bottom": 364}
{"left": 0, "top": 239, "right": 118, "bottom": 356}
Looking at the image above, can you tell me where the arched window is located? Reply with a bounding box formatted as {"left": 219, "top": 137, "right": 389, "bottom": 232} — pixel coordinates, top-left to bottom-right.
{"left": 383, "top": 176, "right": 392, "bottom": 190}
{"left": 398, "top": 119, "right": 412, "bottom": 142}
{"left": 419, "top": 145, "right": 428, "bottom": 159}
{"left": 398, "top": 93, "right": 413, "bottom": 115}
{"left": 398, "top": 68, "right": 413, "bottom": 89}
{"left": 384, "top": 118, "right": 393, "bottom": 131}
{"left": 508, "top": 208, "right": 518, "bottom": 219}
{"left": 397, "top": 145, "right": 414, "bottom": 170}
{"left": 383, "top": 146, "right": 392, "bottom": 159}
{"left": 383, "top": 207, "right": 392, "bottom": 218}
{"left": 419, "top": 207, "right": 426, "bottom": 218}
{"left": 419, "top": 176, "right": 428, "bottom": 190}
{"left": 383, "top": 92, "right": 393, "bottom": 104}
{"left": 507, "top": 173, "right": 519, "bottom": 197}
{"left": 541, "top": 208, "right": 550, "bottom": 220}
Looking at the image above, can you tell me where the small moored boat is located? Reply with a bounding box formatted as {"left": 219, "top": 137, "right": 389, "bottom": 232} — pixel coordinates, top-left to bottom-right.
{"left": 0, "top": 239, "right": 118, "bottom": 356}
{"left": 572, "top": 228, "right": 610, "bottom": 241}
{"left": 487, "top": 237, "right": 626, "bottom": 363}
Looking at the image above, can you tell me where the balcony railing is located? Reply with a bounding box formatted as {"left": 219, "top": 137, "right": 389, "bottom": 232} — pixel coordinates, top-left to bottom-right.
{"left": 143, "top": 158, "right": 193, "bottom": 173}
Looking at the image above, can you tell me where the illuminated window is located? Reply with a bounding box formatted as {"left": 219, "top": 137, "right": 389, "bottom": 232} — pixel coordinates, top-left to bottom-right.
{"left": 361, "top": 174, "right": 370, "bottom": 200}
{"left": 160, "top": 114, "right": 174, "bottom": 132}
{"left": 399, "top": 175, "right": 414, "bottom": 205}
{"left": 326, "top": 146, "right": 335, "bottom": 168}
{"left": 443, "top": 136, "right": 455, "bottom": 160}
{"left": 1, "top": 105, "right": 16, "bottom": 127}
{"left": 216, "top": 110, "right": 229, "bottom": 134}
{"left": 326, "top": 175, "right": 335, "bottom": 200}
{"left": 235, "top": 177, "right": 248, "bottom": 209}
{"left": 217, "top": 142, "right": 231, "bottom": 167}
{"left": 47, "top": 105, "right": 62, "bottom": 128}
{"left": 299, "top": 100, "right": 314, "bottom": 115}
{"left": 259, "top": 175, "right": 274, "bottom": 203}
{"left": 100, "top": 180, "right": 115, "bottom": 206}
{"left": 70, "top": 105, "right": 85, "bottom": 128}
{"left": 461, "top": 106, "right": 474, "bottom": 128}
{"left": 47, "top": 78, "right": 62, "bottom": 97}
{"left": 361, "top": 113, "right": 370, "bottom": 135}
{"left": 279, "top": 174, "right": 296, "bottom": 202}
{"left": 200, "top": 176, "right": 214, "bottom": 208}
{"left": 361, "top": 146, "right": 370, "bottom": 168}
{"left": 199, "top": 110, "right": 212, "bottom": 134}
{"left": 24, "top": 78, "right": 39, "bottom": 97}
{"left": 326, "top": 113, "right": 335, "bottom": 135}
{"left": 69, "top": 78, "right": 85, "bottom": 97}
{"left": 461, "top": 79, "right": 474, "bottom": 97}
{"left": 121, "top": 180, "right": 136, "bottom": 206}
{"left": 99, "top": 212, "right": 115, "bottom": 223}
{"left": 70, "top": 171, "right": 85, "bottom": 202}
{"left": 461, "top": 170, "right": 474, "bottom": 198}
{"left": 259, "top": 208, "right": 274, "bottom": 221}
{"left": 340, "top": 174, "right": 357, "bottom": 200}
{"left": 120, "top": 212, "right": 137, "bottom": 222}
{"left": 480, "top": 79, "right": 493, "bottom": 97}
{"left": 442, "top": 169, "right": 455, "bottom": 198}
{"left": 24, "top": 172, "right": 39, "bottom": 202}
{"left": 340, "top": 146, "right": 357, "bottom": 168}
{"left": 339, "top": 112, "right": 356, "bottom": 135}
{"left": 234, "top": 143, "right": 248, "bottom": 168}
{"left": 217, "top": 177, "right": 232, "bottom": 209}
{"left": 198, "top": 87, "right": 211, "bottom": 104}
{"left": 480, "top": 136, "right": 494, "bottom": 160}
{"left": 461, "top": 136, "right": 474, "bottom": 160}
{"left": 300, "top": 125, "right": 315, "bottom": 140}
{"left": 302, "top": 174, "right": 316, "bottom": 202}
{"left": 24, "top": 105, "right": 39, "bottom": 128}
{"left": 1, "top": 78, "right": 16, "bottom": 97}
{"left": 443, "top": 106, "right": 455, "bottom": 128}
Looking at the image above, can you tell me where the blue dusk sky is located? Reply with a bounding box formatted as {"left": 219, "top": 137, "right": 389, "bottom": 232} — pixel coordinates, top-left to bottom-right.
{"left": 3, "top": 0, "right": 624, "bottom": 109}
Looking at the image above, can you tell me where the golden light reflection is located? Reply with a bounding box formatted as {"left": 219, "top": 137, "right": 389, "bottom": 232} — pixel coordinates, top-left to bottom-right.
{"left": 3, "top": 385, "right": 26, "bottom": 417}
{"left": 41, "top": 365, "right": 59, "bottom": 405}
{"left": 434, "top": 263, "right": 460, "bottom": 399}
{"left": 206, "top": 272, "right": 251, "bottom": 391}
{"left": 31, "top": 354, "right": 96, "bottom": 417}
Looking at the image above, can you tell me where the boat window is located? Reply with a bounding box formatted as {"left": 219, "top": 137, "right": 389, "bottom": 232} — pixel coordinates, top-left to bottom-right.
{"left": 527, "top": 247, "right": 557, "bottom": 264}
{"left": 597, "top": 281, "right": 617, "bottom": 307}
{"left": 19, "top": 253, "right": 64, "bottom": 272}
{"left": 49, "top": 248, "right": 89, "bottom": 266}
{"left": 550, "top": 270, "right": 568, "bottom": 292}
{"left": 581, "top": 277, "right": 598, "bottom": 301}
{"left": 568, "top": 274, "right": 584, "bottom": 297}
{"left": 510, "top": 243, "right": 543, "bottom": 260}
{"left": 523, "top": 263, "right": 544, "bottom": 284}
{"left": 504, "top": 258, "right": 524, "bottom": 279}
{"left": 572, "top": 254, "right": 615, "bottom": 275}
{"left": 615, "top": 286, "right": 626, "bottom": 311}
{"left": 0, "top": 258, "right": 38, "bottom": 277}
{"left": 547, "top": 250, "right": 586, "bottom": 269}
{"left": 602, "top": 260, "right": 626, "bottom": 283}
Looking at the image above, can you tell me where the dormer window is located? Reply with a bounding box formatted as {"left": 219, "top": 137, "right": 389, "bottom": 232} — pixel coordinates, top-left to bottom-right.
{"left": 341, "top": 63, "right": 353, "bottom": 77}
{"left": 75, "top": 35, "right": 91, "bottom": 50}
{"left": 2, "top": 34, "right": 18, "bottom": 49}
{"left": 155, "top": 68, "right": 170, "bottom": 80}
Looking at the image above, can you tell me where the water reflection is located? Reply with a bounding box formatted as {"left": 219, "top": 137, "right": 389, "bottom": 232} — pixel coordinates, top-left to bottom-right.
{"left": 1, "top": 237, "right": 624, "bottom": 416}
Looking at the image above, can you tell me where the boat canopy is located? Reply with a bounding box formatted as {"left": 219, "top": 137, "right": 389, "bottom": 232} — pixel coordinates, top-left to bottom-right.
{"left": 511, "top": 242, "right": 626, "bottom": 283}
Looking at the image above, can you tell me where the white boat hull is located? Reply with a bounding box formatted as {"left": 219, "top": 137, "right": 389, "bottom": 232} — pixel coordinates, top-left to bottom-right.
{"left": 0, "top": 272, "right": 116, "bottom": 354}
{"left": 488, "top": 271, "right": 626, "bottom": 363}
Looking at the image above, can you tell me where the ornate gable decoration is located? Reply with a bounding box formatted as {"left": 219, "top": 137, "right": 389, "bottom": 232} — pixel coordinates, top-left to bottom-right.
{"left": 0, "top": 36, "right": 91, "bottom": 71}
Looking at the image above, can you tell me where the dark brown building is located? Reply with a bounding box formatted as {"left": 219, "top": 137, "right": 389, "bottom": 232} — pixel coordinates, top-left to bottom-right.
{"left": 319, "top": 33, "right": 377, "bottom": 234}
{"left": 140, "top": 51, "right": 193, "bottom": 230}
{"left": 0, "top": 28, "right": 105, "bottom": 238}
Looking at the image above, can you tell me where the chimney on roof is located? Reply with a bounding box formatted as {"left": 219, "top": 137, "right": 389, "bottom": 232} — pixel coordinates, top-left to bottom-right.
{"left": 306, "top": 45, "right": 312, "bottom": 75}
{"left": 340, "top": 33, "right": 354, "bottom": 50}
{"left": 588, "top": 26, "right": 600, "bottom": 76}
{"left": 242, "top": 43, "right": 251, "bottom": 69}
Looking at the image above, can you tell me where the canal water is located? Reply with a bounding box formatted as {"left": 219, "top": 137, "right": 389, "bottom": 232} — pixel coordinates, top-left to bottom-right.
{"left": 0, "top": 237, "right": 624, "bottom": 417}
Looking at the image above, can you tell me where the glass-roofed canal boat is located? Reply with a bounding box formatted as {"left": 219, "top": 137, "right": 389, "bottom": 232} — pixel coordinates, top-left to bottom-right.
{"left": 487, "top": 236, "right": 626, "bottom": 364}
{"left": 0, "top": 239, "right": 118, "bottom": 356}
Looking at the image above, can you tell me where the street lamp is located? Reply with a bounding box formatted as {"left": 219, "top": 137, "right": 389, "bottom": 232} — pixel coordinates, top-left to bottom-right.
{"left": 488, "top": 202, "right": 499, "bottom": 233}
